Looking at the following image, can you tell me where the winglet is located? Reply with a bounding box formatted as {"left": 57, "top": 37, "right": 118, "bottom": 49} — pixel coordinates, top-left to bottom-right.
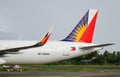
{"left": 34, "top": 27, "right": 53, "bottom": 46}
{"left": 40, "top": 31, "right": 51, "bottom": 45}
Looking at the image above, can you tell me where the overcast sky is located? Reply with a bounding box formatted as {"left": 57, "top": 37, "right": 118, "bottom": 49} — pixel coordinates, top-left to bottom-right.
{"left": 0, "top": 0, "right": 119, "bottom": 51}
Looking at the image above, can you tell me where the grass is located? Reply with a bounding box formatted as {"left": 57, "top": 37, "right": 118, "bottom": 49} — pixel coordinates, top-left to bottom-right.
{"left": 22, "top": 65, "right": 120, "bottom": 72}
{"left": 0, "top": 65, "right": 120, "bottom": 72}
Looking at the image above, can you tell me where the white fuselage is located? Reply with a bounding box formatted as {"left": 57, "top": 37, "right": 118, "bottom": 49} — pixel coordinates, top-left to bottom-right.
{"left": 0, "top": 40, "right": 98, "bottom": 64}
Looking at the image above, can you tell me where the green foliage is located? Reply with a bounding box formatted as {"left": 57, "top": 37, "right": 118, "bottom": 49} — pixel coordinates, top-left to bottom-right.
{"left": 52, "top": 51, "right": 120, "bottom": 65}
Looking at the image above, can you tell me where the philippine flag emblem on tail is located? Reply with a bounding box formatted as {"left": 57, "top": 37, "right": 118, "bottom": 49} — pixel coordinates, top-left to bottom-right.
{"left": 71, "top": 47, "right": 76, "bottom": 51}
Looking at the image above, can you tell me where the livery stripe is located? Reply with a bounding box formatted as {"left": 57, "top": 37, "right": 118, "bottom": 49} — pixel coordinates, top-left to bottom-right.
{"left": 80, "top": 11, "right": 98, "bottom": 43}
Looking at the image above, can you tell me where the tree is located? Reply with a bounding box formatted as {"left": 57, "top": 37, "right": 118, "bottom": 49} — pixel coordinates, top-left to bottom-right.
{"left": 116, "top": 51, "right": 120, "bottom": 65}
{"left": 103, "top": 50, "right": 111, "bottom": 64}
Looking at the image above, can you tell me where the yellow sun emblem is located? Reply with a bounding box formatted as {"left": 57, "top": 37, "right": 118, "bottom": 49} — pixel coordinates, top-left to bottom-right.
{"left": 73, "top": 24, "right": 87, "bottom": 42}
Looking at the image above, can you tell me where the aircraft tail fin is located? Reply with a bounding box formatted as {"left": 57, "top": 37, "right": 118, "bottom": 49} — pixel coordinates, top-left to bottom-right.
{"left": 62, "top": 9, "right": 98, "bottom": 43}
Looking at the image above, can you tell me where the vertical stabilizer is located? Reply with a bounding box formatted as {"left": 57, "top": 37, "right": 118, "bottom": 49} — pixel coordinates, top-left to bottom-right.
{"left": 62, "top": 9, "right": 98, "bottom": 43}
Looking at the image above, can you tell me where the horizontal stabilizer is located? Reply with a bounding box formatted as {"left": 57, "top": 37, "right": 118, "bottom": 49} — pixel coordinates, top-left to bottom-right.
{"left": 80, "top": 43, "right": 115, "bottom": 49}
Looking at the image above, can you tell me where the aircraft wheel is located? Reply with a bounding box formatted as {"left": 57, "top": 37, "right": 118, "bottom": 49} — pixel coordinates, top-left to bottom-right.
{"left": 7, "top": 69, "right": 10, "bottom": 72}
{"left": 19, "top": 69, "right": 23, "bottom": 72}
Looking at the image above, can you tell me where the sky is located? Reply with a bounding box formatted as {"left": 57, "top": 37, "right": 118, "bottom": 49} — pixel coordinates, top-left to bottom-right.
{"left": 0, "top": 0, "right": 119, "bottom": 52}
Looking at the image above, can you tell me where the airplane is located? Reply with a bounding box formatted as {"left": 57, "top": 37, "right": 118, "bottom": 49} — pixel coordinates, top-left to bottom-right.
{"left": 0, "top": 9, "right": 114, "bottom": 64}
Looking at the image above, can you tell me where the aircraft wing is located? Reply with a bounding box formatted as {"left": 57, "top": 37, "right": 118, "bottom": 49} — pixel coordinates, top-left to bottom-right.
{"left": 80, "top": 43, "right": 115, "bottom": 49}
{"left": 0, "top": 30, "right": 52, "bottom": 55}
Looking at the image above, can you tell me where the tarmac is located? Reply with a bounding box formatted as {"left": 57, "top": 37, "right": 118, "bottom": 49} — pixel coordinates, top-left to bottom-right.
{"left": 0, "top": 71, "right": 120, "bottom": 77}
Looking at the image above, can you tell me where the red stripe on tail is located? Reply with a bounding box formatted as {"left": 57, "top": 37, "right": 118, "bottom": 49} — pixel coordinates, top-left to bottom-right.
{"left": 79, "top": 11, "right": 98, "bottom": 43}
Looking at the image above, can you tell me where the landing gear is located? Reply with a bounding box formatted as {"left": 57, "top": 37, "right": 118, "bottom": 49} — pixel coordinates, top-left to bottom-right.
{"left": 2, "top": 65, "right": 24, "bottom": 72}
